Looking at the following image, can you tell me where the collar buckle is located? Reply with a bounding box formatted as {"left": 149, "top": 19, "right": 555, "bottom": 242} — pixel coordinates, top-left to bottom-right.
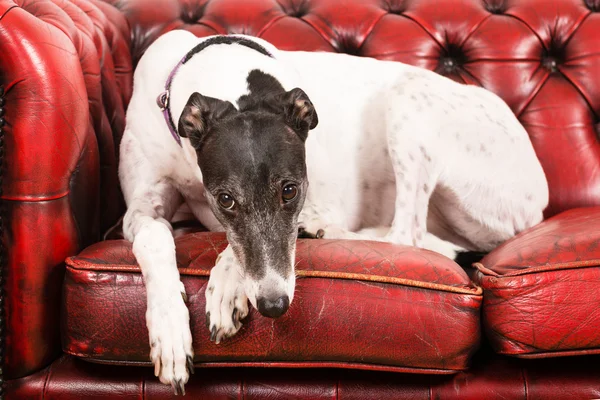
{"left": 156, "top": 90, "right": 170, "bottom": 111}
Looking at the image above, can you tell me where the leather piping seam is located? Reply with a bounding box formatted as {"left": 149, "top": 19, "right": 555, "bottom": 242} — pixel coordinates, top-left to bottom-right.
{"left": 63, "top": 354, "right": 464, "bottom": 374}
{"left": 1, "top": 191, "right": 70, "bottom": 202}
{"left": 474, "top": 259, "right": 600, "bottom": 277}
{"left": 65, "top": 259, "right": 481, "bottom": 295}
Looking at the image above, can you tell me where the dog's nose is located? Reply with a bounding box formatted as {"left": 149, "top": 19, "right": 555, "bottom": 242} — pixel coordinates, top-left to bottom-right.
{"left": 257, "top": 295, "right": 290, "bottom": 318}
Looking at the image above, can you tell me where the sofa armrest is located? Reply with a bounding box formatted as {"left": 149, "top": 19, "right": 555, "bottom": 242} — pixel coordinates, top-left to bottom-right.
{"left": 473, "top": 207, "right": 600, "bottom": 357}
{"left": 0, "top": 0, "right": 131, "bottom": 380}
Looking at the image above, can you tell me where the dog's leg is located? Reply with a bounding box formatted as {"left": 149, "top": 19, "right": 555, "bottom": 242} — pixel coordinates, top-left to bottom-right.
{"left": 123, "top": 181, "right": 193, "bottom": 395}
{"left": 205, "top": 245, "right": 249, "bottom": 343}
{"left": 383, "top": 140, "right": 438, "bottom": 248}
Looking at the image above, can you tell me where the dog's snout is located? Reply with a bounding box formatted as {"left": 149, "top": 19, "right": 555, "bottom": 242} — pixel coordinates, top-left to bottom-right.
{"left": 257, "top": 295, "right": 290, "bottom": 318}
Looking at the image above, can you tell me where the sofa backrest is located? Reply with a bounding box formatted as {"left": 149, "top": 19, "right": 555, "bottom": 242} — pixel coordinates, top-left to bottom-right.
{"left": 110, "top": 0, "right": 600, "bottom": 218}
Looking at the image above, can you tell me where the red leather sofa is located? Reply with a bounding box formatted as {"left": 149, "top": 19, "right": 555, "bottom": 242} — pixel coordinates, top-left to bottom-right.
{"left": 3, "top": 0, "right": 600, "bottom": 398}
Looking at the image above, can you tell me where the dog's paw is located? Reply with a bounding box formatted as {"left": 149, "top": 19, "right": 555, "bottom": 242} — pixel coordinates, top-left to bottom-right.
{"left": 205, "top": 254, "right": 249, "bottom": 343}
{"left": 297, "top": 226, "right": 325, "bottom": 239}
{"left": 147, "top": 281, "right": 194, "bottom": 396}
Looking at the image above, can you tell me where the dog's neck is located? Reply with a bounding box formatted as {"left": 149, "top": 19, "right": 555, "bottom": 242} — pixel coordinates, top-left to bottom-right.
{"left": 158, "top": 35, "right": 276, "bottom": 147}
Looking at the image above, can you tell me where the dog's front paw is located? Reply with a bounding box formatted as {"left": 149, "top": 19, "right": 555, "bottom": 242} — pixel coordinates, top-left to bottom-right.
{"left": 147, "top": 281, "right": 194, "bottom": 395}
{"left": 205, "top": 254, "right": 249, "bottom": 343}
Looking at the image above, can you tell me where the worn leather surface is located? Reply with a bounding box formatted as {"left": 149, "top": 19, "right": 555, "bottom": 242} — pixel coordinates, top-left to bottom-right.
{"left": 64, "top": 233, "right": 481, "bottom": 373}
{"left": 7, "top": 352, "right": 600, "bottom": 399}
{"left": 474, "top": 207, "right": 600, "bottom": 357}
{"left": 105, "top": 0, "right": 600, "bottom": 218}
{"left": 4, "top": 0, "right": 600, "bottom": 396}
{"left": 0, "top": 0, "right": 131, "bottom": 379}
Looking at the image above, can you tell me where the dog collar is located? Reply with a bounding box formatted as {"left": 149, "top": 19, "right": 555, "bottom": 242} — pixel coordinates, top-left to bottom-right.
{"left": 157, "top": 36, "right": 274, "bottom": 147}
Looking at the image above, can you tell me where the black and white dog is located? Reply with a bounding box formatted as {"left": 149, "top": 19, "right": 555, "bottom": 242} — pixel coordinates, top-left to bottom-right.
{"left": 120, "top": 30, "right": 548, "bottom": 394}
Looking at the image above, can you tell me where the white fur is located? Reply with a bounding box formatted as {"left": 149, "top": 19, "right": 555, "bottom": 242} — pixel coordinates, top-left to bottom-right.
{"left": 120, "top": 30, "right": 549, "bottom": 391}
{"left": 204, "top": 245, "right": 249, "bottom": 343}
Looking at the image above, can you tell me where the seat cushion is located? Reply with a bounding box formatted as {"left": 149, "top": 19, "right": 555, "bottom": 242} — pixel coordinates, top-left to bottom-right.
{"left": 473, "top": 207, "right": 600, "bottom": 358}
{"left": 63, "top": 232, "right": 481, "bottom": 374}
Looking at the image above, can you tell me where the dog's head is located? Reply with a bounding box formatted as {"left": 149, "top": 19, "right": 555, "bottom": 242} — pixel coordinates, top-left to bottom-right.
{"left": 178, "top": 70, "right": 318, "bottom": 318}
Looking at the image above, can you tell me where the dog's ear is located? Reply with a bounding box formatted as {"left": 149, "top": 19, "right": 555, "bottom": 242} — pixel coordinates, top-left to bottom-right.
{"left": 178, "top": 92, "right": 236, "bottom": 148}
{"left": 278, "top": 88, "right": 318, "bottom": 140}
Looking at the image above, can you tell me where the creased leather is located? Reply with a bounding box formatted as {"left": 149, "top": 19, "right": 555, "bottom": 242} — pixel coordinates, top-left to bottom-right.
{"left": 7, "top": 353, "right": 600, "bottom": 399}
{"left": 63, "top": 233, "right": 481, "bottom": 373}
{"left": 474, "top": 207, "right": 600, "bottom": 357}
{"left": 103, "top": 0, "right": 600, "bottom": 217}
{"left": 4, "top": 0, "right": 600, "bottom": 395}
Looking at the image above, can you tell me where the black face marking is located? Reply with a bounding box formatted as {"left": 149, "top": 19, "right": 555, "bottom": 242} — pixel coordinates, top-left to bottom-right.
{"left": 179, "top": 70, "right": 318, "bottom": 282}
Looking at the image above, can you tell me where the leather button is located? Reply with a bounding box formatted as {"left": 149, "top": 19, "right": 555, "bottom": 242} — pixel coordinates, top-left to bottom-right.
{"left": 484, "top": 0, "right": 506, "bottom": 14}
{"left": 542, "top": 57, "right": 558, "bottom": 72}
{"left": 180, "top": 5, "right": 204, "bottom": 24}
{"left": 288, "top": 7, "right": 307, "bottom": 18}
{"left": 441, "top": 57, "right": 456, "bottom": 71}
{"left": 584, "top": 0, "right": 600, "bottom": 11}
{"left": 385, "top": 1, "right": 405, "bottom": 14}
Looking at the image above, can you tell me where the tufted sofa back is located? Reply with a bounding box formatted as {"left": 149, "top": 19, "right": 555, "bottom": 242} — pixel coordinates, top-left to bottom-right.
{"left": 0, "top": 0, "right": 132, "bottom": 378}
{"left": 109, "top": 0, "right": 600, "bottom": 218}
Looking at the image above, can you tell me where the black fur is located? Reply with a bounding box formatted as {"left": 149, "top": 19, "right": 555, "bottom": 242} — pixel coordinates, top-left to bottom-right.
{"left": 178, "top": 70, "right": 318, "bottom": 285}
{"left": 183, "top": 36, "right": 273, "bottom": 64}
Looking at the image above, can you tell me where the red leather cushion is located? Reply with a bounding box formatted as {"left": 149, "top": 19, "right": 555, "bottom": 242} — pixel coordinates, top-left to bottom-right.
{"left": 63, "top": 233, "right": 481, "bottom": 374}
{"left": 8, "top": 353, "right": 600, "bottom": 400}
{"left": 474, "top": 207, "right": 600, "bottom": 357}
{"left": 106, "top": 0, "right": 600, "bottom": 218}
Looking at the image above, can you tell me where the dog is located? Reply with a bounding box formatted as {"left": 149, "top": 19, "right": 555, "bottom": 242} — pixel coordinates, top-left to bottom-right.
{"left": 119, "top": 30, "right": 549, "bottom": 394}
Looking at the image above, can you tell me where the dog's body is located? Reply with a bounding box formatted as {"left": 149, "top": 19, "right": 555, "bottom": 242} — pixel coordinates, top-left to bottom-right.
{"left": 120, "top": 30, "right": 548, "bottom": 393}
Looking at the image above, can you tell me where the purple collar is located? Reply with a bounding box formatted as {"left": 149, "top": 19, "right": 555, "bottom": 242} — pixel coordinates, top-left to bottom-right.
{"left": 155, "top": 36, "right": 274, "bottom": 147}
{"left": 156, "top": 56, "right": 185, "bottom": 147}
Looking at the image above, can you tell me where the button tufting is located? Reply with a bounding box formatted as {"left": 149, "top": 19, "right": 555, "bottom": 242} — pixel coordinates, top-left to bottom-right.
{"left": 180, "top": 3, "right": 205, "bottom": 24}
{"left": 542, "top": 57, "right": 558, "bottom": 72}
{"left": 285, "top": 0, "right": 309, "bottom": 18}
{"left": 335, "top": 36, "right": 361, "bottom": 56}
{"left": 288, "top": 8, "right": 307, "bottom": 18}
{"left": 542, "top": 39, "right": 566, "bottom": 73}
{"left": 585, "top": 0, "right": 600, "bottom": 11}
{"left": 441, "top": 58, "right": 456, "bottom": 71}
{"left": 383, "top": 0, "right": 406, "bottom": 14}
{"left": 438, "top": 44, "right": 467, "bottom": 73}
{"left": 483, "top": 0, "right": 506, "bottom": 14}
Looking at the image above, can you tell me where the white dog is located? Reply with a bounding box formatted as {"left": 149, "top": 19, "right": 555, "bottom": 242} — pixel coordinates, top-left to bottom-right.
{"left": 119, "top": 30, "right": 548, "bottom": 394}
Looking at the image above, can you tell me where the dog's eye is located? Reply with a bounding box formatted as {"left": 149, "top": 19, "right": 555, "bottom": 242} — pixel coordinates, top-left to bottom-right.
{"left": 282, "top": 184, "right": 298, "bottom": 202}
{"left": 217, "top": 193, "right": 236, "bottom": 210}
